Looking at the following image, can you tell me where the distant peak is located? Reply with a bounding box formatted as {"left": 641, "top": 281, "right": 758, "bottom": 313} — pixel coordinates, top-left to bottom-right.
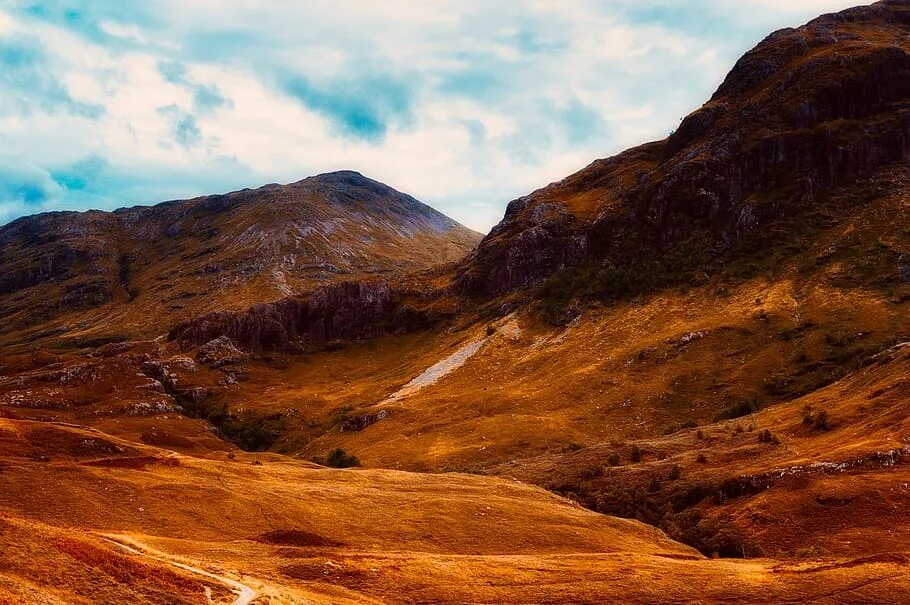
{"left": 305, "top": 170, "right": 374, "bottom": 185}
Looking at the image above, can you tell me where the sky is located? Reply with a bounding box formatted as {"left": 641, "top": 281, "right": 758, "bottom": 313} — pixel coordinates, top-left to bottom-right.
{"left": 0, "top": 0, "right": 872, "bottom": 233}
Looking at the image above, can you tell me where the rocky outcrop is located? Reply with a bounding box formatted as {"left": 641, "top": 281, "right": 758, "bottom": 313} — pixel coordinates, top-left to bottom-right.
{"left": 196, "top": 336, "right": 247, "bottom": 368}
{"left": 170, "top": 280, "right": 404, "bottom": 351}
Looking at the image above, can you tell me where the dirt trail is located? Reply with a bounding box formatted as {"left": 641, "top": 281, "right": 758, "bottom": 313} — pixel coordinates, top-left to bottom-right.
{"left": 101, "top": 535, "right": 257, "bottom": 605}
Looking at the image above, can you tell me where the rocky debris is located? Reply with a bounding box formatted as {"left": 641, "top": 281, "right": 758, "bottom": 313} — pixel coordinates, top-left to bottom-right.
{"left": 668, "top": 331, "right": 708, "bottom": 348}
{"left": 181, "top": 386, "right": 210, "bottom": 403}
{"left": 139, "top": 356, "right": 211, "bottom": 404}
{"left": 140, "top": 356, "right": 197, "bottom": 385}
{"left": 715, "top": 446, "right": 910, "bottom": 503}
{"left": 196, "top": 336, "right": 247, "bottom": 368}
{"left": 122, "top": 399, "right": 182, "bottom": 417}
{"left": 340, "top": 409, "right": 390, "bottom": 432}
{"left": 0, "top": 391, "right": 70, "bottom": 409}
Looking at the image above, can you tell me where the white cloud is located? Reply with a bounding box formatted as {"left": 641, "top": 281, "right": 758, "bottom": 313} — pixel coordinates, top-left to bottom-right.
{"left": 0, "top": 1, "right": 879, "bottom": 231}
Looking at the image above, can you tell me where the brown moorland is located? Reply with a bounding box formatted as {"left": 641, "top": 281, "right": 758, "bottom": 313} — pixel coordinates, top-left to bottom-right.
{"left": 3, "top": 1, "right": 910, "bottom": 603}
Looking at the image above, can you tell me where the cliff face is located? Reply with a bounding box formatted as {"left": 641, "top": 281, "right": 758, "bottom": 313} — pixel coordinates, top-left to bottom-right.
{"left": 169, "top": 280, "right": 397, "bottom": 352}
{"left": 457, "top": 1, "right": 910, "bottom": 296}
{"left": 0, "top": 171, "right": 481, "bottom": 349}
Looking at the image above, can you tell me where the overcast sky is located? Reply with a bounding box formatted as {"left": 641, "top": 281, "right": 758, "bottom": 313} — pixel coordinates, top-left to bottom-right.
{"left": 0, "top": 0, "right": 872, "bottom": 232}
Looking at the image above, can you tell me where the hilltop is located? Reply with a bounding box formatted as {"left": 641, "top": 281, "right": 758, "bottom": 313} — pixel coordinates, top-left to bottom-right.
{"left": 0, "top": 170, "right": 481, "bottom": 351}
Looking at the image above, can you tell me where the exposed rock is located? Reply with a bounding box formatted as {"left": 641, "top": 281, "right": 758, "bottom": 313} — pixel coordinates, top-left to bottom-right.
{"left": 340, "top": 409, "right": 391, "bottom": 432}
{"left": 170, "top": 279, "right": 404, "bottom": 351}
{"left": 196, "top": 336, "right": 247, "bottom": 368}
{"left": 123, "top": 399, "right": 182, "bottom": 417}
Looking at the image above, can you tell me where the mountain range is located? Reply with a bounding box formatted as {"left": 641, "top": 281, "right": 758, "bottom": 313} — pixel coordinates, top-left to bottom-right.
{"left": 2, "top": 2, "right": 910, "bottom": 603}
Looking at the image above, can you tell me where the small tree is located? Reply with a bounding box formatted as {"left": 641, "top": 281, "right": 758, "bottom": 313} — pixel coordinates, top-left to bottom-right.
{"left": 630, "top": 444, "right": 643, "bottom": 463}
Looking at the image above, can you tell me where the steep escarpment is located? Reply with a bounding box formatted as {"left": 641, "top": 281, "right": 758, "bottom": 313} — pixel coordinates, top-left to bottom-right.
{"left": 0, "top": 171, "right": 481, "bottom": 350}
{"left": 170, "top": 279, "right": 401, "bottom": 352}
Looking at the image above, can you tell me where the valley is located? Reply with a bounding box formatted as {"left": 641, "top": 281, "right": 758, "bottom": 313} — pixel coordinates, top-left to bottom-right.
{"left": 2, "top": 1, "right": 910, "bottom": 603}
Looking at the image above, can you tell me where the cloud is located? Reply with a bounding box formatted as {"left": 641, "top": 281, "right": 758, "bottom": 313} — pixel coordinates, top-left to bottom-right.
{"left": 0, "top": 1, "right": 872, "bottom": 232}
{"left": 157, "top": 104, "right": 201, "bottom": 148}
{"left": 0, "top": 33, "right": 103, "bottom": 118}
{"left": 278, "top": 70, "right": 414, "bottom": 142}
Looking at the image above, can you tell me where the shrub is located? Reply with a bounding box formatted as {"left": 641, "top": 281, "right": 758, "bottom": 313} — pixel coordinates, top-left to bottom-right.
{"left": 801, "top": 407, "right": 830, "bottom": 430}
{"left": 607, "top": 453, "right": 621, "bottom": 466}
{"left": 696, "top": 453, "right": 707, "bottom": 464}
{"left": 325, "top": 448, "right": 360, "bottom": 468}
{"left": 757, "top": 429, "right": 778, "bottom": 444}
{"left": 669, "top": 465, "right": 682, "bottom": 481}
{"left": 219, "top": 412, "right": 284, "bottom": 452}
{"left": 813, "top": 410, "right": 829, "bottom": 430}
{"left": 802, "top": 405, "right": 815, "bottom": 425}
{"left": 580, "top": 465, "right": 605, "bottom": 480}
{"left": 714, "top": 399, "right": 759, "bottom": 421}
{"left": 630, "top": 445, "right": 643, "bottom": 463}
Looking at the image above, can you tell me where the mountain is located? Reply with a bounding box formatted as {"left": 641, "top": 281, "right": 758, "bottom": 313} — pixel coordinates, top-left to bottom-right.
{"left": 153, "top": 0, "right": 910, "bottom": 557}
{"left": 456, "top": 0, "right": 910, "bottom": 297}
{"left": 4, "top": 2, "right": 910, "bottom": 603}
{"left": 0, "top": 170, "right": 481, "bottom": 350}
{"left": 171, "top": 0, "right": 910, "bottom": 350}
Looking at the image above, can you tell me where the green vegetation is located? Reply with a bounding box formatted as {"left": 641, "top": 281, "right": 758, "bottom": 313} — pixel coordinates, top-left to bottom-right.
{"left": 324, "top": 448, "right": 361, "bottom": 468}
{"left": 552, "top": 474, "right": 760, "bottom": 558}
{"left": 714, "top": 399, "right": 759, "bottom": 421}
{"left": 179, "top": 398, "right": 283, "bottom": 452}
{"left": 536, "top": 233, "right": 713, "bottom": 325}
{"left": 219, "top": 413, "right": 285, "bottom": 452}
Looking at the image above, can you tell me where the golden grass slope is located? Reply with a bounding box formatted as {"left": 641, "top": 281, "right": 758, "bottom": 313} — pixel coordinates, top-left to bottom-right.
{"left": 2, "top": 417, "right": 910, "bottom": 603}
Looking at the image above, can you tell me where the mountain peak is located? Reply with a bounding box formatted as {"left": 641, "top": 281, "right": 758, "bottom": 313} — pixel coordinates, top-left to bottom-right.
{"left": 0, "top": 172, "right": 481, "bottom": 349}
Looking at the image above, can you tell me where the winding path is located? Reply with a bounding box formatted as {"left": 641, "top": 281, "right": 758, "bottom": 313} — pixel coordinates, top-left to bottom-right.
{"left": 102, "top": 536, "right": 256, "bottom": 604}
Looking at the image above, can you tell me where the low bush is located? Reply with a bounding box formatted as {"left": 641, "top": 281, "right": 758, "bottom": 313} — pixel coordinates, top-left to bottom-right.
{"left": 714, "top": 399, "right": 759, "bottom": 421}
{"left": 219, "top": 412, "right": 284, "bottom": 452}
{"left": 757, "top": 429, "right": 778, "bottom": 444}
{"left": 324, "top": 448, "right": 361, "bottom": 468}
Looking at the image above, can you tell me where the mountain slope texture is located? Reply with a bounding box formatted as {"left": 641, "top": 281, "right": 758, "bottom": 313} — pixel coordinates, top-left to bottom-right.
{"left": 2, "top": 2, "right": 910, "bottom": 604}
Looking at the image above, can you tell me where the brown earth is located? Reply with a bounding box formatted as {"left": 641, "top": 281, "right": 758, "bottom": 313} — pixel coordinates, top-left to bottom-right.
{"left": 3, "top": 2, "right": 910, "bottom": 603}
